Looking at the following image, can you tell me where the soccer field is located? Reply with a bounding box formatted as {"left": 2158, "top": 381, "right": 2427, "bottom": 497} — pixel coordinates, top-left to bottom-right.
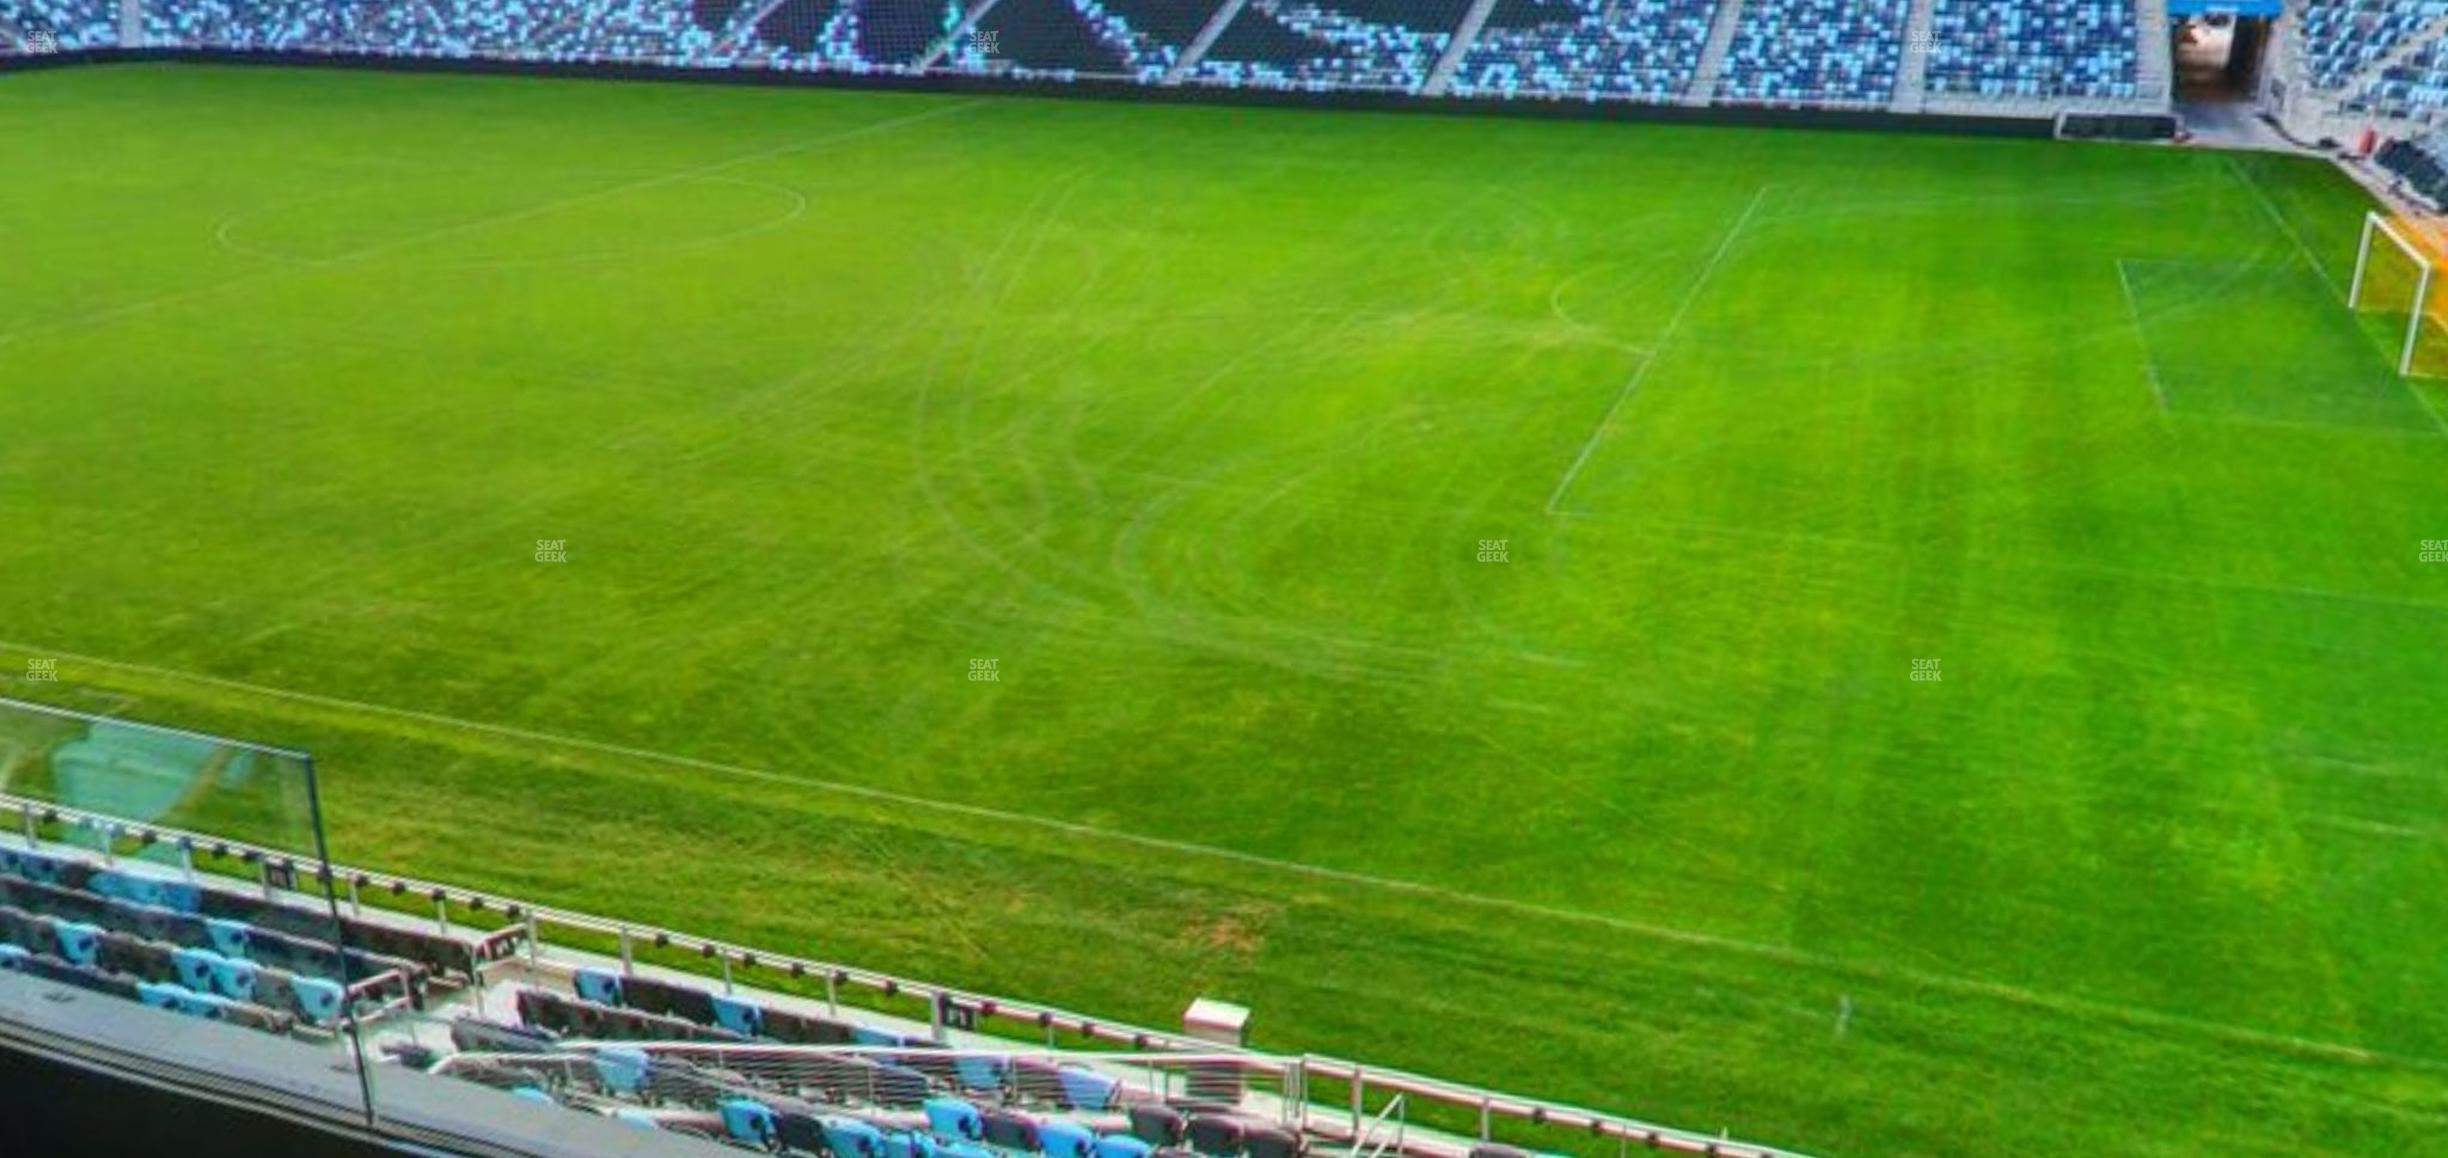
{"left": 6, "top": 62, "right": 2448, "bottom": 1156}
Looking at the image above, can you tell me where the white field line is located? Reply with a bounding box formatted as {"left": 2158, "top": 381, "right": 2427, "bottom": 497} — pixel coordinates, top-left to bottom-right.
{"left": 1544, "top": 184, "right": 1769, "bottom": 516}
{"left": 2400, "top": 368, "right": 2448, "bottom": 439}
{"left": 2112, "top": 258, "right": 2169, "bottom": 411}
{"left": 2, "top": 636, "right": 2443, "bottom": 1075}
{"left": 0, "top": 100, "right": 985, "bottom": 350}
{"left": 2224, "top": 153, "right": 2341, "bottom": 299}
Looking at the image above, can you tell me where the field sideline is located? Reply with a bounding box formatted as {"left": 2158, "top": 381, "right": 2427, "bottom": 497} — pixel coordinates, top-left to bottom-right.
{"left": 4, "top": 64, "right": 2447, "bottom": 1156}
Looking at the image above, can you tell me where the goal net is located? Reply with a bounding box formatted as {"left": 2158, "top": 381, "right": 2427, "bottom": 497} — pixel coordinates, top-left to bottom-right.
{"left": 2348, "top": 211, "right": 2448, "bottom": 377}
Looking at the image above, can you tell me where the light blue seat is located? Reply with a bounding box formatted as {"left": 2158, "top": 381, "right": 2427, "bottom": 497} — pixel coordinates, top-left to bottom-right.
{"left": 594, "top": 1045, "right": 651, "bottom": 1095}
{"left": 172, "top": 946, "right": 224, "bottom": 993}
{"left": 574, "top": 966, "right": 623, "bottom": 1006}
{"left": 205, "top": 918, "right": 252, "bottom": 960}
{"left": 1057, "top": 1067, "right": 1118, "bottom": 1111}
{"left": 1040, "top": 1120, "right": 1096, "bottom": 1158}
{"left": 51, "top": 920, "right": 101, "bottom": 968}
{"left": 1095, "top": 1136, "right": 1153, "bottom": 1158}
{"left": 926, "top": 1096, "right": 986, "bottom": 1142}
{"left": 711, "top": 993, "right": 763, "bottom": 1037}
{"left": 825, "top": 1115, "right": 889, "bottom": 1158}
{"left": 290, "top": 975, "right": 346, "bottom": 1025}
{"left": 721, "top": 1099, "right": 778, "bottom": 1148}
{"left": 208, "top": 954, "right": 260, "bottom": 1002}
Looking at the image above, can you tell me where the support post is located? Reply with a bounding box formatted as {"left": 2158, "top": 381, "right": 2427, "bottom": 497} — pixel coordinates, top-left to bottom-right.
{"left": 2404, "top": 264, "right": 2434, "bottom": 376}
{"left": 2352, "top": 212, "right": 2379, "bottom": 305}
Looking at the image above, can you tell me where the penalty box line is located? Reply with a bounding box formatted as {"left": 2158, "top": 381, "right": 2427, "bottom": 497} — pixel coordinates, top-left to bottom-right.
{"left": 1545, "top": 184, "right": 1770, "bottom": 516}
{"left": 4, "top": 635, "right": 2443, "bottom": 1076}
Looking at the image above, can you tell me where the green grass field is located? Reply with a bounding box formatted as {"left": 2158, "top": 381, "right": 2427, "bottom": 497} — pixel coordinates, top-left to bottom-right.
{"left": 4, "top": 63, "right": 2448, "bottom": 1157}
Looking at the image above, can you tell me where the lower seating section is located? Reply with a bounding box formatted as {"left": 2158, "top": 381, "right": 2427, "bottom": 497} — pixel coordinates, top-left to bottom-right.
{"left": 444, "top": 984, "right": 1266, "bottom": 1158}
{"left": 2378, "top": 132, "right": 2448, "bottom": 204}
{"left": 1191, "top": 0, "right": 1470, "bottom": 93}
{"left": 0, "top": 845, "right": 487, "bottom": 1032}
{"left": 1925, "top": 0, "right": 2138, "bottom": 100}
{"left": 1717, "top": 0, "right": 1908, "bottom": 105}
{"left": 2300, "top": 0, "right": 2448, "bottom": 92}
{"left": 1447, "top": 0, "right": 1718, "bottom": 104}
{"left": 1, "top": 0, "right": 118, "bottom": 50}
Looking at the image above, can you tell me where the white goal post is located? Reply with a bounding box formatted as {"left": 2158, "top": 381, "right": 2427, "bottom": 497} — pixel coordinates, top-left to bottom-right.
{"left": 2349, "top": 210, "right": 2437, "bottom": 376}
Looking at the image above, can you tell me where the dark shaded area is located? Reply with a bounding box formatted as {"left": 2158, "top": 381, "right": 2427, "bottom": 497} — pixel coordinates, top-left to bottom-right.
{"left": 1482, "top": 0, "right": 1593, "bottom": 31}
{"left": 0, "top": 1039, "right": 389, "bottom": 1158}
{"left": 757, "top": 0, "right": 839, "bottom": 53}
{"left": 856, "top": 0, "right": 950, "bottom": 64}
{"left": 694, "top": 0, "right": 748, "bottom": 35}
{"left": 1315, "top": 0, "right": 1473, "bottom": 33}
{"left": 1095, "top": 0, "right": 1222, "bottom": 46}
{"left": 1202, "top": 4, "right": 1340, "bottom": 66}
{"left": 975, "top": 0, "right": 1127, "bottom": 72}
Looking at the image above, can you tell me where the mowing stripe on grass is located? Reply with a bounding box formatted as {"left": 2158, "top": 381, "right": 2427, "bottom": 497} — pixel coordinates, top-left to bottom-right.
{"left": 4, "top": 636, "right": 2444, "bottom": 1077}
{"left": 2225, "top": 153, "right": 2341, "bottom": 300}
{"left": 0, "top": 99, "right": 984, "bottom": 350}
{"left": 2112, "top": 258, "right": 2169, "bottom": 411}
{"left": 1544, "top": 184, "right": 1769, "bottom": 516}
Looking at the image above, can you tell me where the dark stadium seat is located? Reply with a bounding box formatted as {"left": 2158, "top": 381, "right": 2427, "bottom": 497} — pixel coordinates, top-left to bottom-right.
{"left": 983, "top": 1107, "right": 1043, "bottom": 1151}
{"left": 1243, "top": 1126, "right": 1302, "bottom": 1158}
{"left": 1186, "top": 1115, "right": 1246, "bottom": 1158}
{"left": 1127, "top": 1104, "right": 1187, "bottom": 1147}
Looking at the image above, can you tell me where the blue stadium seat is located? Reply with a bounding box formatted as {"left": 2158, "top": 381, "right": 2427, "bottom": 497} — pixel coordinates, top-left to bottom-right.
{"left": 204, "top": 917, "right": 251, "bottom": 960}
{"left": 1041, "top": 1120, "right": 1097, "bottom": 1158}
{"left": 613, "top": 1107, "right": 662, "bottom": 1130}
{"left": 0, "top": 943, "right": 28, "bottom": 970}
{"left": 954, "top": 1054, "right": 1007, "bottom": 1091}
{"left": 710, "top": 992, "right": 764, "bottom": 1037}
{"left": 927, "top": 1096, "right": 987, "bottom": 1142}
{"left": 1096, "top": 1136, "right": 1155, "bottom": 1158}
{"left": 172, "top": 946, "right": 223, "bottom": 992}
{"left": 51, "top": 920, "right": 101, "bottom": 968}
{"left": 888, "top": 1130, "right": 945, "bottom": 1158}
{"left": 511, "top": 1086, "right": 559, "bottom": 1107}
{"left": 290, "top": 975, "right": 346, "bottom": 1025}
{"left": 827, "top": 1115, "right": 891, "bottom": 1158}
{"left": 594, "top": 1045, "right": 652, "bottom": 1095}
{"left": 574, "top": 966, "right": 624, "bottom": 1007}
{"left": 722, "top": 1098, "right": 780, "bottom": 1148}
{"left": 1057, "top": 1067, "right": 1119, "bottom": 1111}
{"left": 207, "top": 954, "right": 260, "bottom": 1002}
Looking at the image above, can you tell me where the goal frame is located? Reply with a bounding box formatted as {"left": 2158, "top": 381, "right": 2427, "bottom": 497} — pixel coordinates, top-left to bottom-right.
{"left": 2348, "top": 210, "right": 2438, "bottom": 376}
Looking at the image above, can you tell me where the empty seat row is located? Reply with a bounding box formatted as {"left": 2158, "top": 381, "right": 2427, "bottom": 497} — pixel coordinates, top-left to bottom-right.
{"left": 1, "top": 844, "right": 494, "bottom": 982}
{"left": 0, "top": 871, "right": 422, "bottom": 1005}
{"left": 0, "top": 939, "right": 296, "bottom": 1033}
